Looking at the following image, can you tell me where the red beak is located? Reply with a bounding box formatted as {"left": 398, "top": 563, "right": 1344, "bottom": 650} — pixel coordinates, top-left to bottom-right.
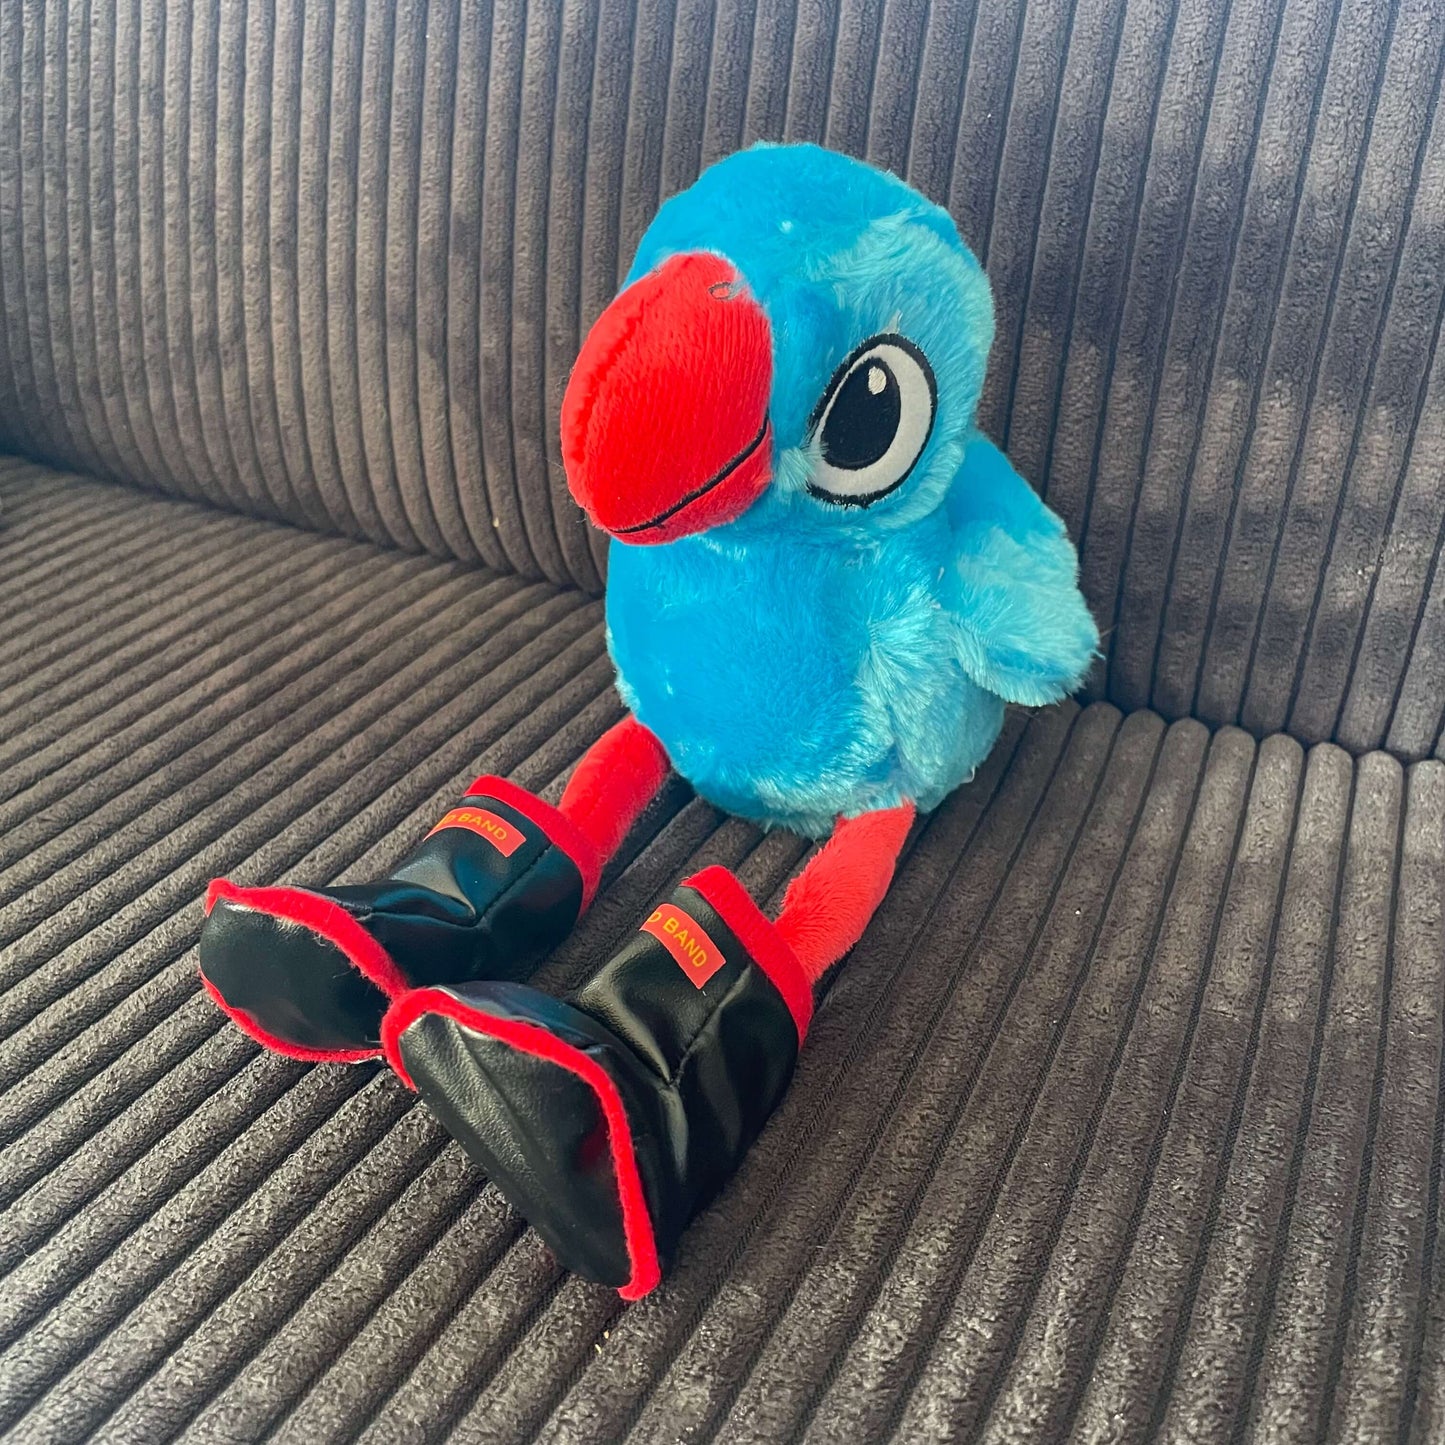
{"left": 562, "top": 252, "right": 773, "bottom": 544}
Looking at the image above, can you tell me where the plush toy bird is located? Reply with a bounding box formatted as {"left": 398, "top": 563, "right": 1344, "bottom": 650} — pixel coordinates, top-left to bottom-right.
{"left": 199, "top": 143, "right": 1098, "bottom": 1299}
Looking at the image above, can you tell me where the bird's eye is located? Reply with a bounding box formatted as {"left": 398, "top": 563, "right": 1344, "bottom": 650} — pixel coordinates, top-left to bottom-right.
{"left": 807, "top": 335, "right": 937, "bottom": 506}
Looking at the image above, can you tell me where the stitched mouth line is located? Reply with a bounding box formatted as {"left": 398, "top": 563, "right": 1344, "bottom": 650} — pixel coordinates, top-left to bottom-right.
{"left": 612, "top": 417, "right": 771, "bottom": 535}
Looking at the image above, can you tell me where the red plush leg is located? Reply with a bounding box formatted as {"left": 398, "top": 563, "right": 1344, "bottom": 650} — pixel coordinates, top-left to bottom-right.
{"left": 558, "top": 716, "right": 670, "bottom": 866}
{"left": 774, "top": 804, "right": 915, "bottom": 983}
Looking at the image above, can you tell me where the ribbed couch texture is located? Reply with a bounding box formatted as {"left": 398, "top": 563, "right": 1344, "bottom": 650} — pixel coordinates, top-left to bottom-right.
{"left": 1, "top": 0, "right": 1443, "bottom": 1440}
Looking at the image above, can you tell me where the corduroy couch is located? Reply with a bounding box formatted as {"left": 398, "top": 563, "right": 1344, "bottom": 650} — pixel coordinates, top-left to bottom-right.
{"left": 2, "top": 0, "right": 1443, "bottom": 1440}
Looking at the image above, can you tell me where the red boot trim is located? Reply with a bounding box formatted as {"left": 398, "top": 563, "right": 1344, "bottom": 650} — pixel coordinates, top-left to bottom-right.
{"left": 199, "top": 976, "right": 381, "bottom": 1065}
{"left": 683, "top": 865, "right": 813, "bottom": 1045}
{"left": 463, "top": 776, "right": 603, "bottom": 911}
{"left": 381, "top": 987, "right": 663, "bottom": 1300}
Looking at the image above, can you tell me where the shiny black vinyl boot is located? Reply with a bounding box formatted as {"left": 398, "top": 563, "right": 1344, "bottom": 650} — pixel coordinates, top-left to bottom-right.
{"left": 382, "top": 864, "right": 813, "bottom": 1297}
{"left": 200, "top": 778, "right": 602, "bottom": 1063}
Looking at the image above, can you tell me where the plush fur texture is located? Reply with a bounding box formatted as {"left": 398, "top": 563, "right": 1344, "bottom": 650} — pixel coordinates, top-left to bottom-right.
{"left": 556, "top": 716, "right": 671, "bottom": 875}
{"left": 773, "top": 803, "right": 915, "bottom": 982}
{"left": 590, "top": 144, "right": 1099, "bottom": 836}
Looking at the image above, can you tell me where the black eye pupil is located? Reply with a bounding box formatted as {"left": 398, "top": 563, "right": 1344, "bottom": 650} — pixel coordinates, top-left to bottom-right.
{"left": 820, "top": 359, "right": 900, "bottom": 470}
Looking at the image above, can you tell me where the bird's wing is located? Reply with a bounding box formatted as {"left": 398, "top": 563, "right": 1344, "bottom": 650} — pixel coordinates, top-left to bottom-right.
{"left": 944, "top": 432, "right": 1100, "bottom": 706}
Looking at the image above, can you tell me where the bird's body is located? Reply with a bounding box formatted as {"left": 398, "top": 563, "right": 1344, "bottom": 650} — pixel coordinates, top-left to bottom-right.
{"left": 606, "top": 438, "right": 991, "bottom": 834}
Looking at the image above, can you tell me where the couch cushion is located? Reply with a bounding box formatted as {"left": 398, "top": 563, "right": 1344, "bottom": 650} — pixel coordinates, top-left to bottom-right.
{"left": 2, "top": 2, "right": 1444, "bottom": 755}
{"left": 2, "top": 458, "right": 1442, "bottom": 1441}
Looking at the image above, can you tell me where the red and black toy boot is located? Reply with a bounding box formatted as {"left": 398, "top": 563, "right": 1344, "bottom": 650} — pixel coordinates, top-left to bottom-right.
{"left": 381, "top": 864, "right": 815, "bottom": 1297}
{"left": 379, "top": 804, "right": 913, "bottom": 1295}
{"left": 199, "top": 718, "right": 671, "bottom": 1064}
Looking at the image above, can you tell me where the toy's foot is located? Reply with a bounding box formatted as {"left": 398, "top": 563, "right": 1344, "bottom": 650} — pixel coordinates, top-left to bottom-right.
{"left": 199, "top": 779, "right": 602, "bottom": 1061}
{"left": 382, "top": 866, "right": 812, "bottom": 1297}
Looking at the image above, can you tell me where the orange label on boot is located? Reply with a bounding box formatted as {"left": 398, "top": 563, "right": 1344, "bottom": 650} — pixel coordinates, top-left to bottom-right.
{"left": 641, "top": 902, "right": 726, "bottom": 988}
{"left": 427, "top": 805, "right": 526, "bottom": 857}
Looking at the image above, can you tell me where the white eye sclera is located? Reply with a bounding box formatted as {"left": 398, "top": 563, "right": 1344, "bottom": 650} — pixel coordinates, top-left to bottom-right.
{"left": 807, "top": 334, "right": 937, "bottom": 507}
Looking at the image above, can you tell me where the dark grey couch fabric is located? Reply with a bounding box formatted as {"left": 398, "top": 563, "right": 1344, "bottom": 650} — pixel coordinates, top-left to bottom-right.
{"left": 4, "top": 0, "right": 1445, "bottom": 1440}
{"left": 1, "top": 0, "right": 1443, "bottom": 753}
{"left": 2, "top": 459, "right": 1444, "bottom": 1442}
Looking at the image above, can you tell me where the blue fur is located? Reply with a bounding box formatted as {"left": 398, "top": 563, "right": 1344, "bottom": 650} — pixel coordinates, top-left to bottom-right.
{"left": 604, "top": 145, "right": 1099, "bottom": 837}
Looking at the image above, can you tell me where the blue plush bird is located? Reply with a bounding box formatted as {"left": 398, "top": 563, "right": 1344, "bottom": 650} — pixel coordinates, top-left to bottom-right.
{"left": 563, "top": 143, "right": 1099, "bottom": 837}
{"left": 197, "top": 142, "right": 1104, "bottom": 1302}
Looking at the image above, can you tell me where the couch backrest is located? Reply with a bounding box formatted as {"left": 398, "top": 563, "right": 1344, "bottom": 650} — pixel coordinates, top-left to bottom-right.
{"left": 1, "top": 0, "right": 1441, "bottom": 758}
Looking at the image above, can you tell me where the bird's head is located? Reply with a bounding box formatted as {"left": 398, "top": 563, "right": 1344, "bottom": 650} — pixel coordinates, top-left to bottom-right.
{"left": 562, "top": 142, "right": 994, "bottom": 549}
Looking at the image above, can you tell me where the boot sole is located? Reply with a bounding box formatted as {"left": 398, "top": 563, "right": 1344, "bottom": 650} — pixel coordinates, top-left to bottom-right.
{"left": 200, "top": 879, "right": 409, "bottom": 1061}
{"left": 384, "top": 983, "right": 664, "bottom": 1298}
